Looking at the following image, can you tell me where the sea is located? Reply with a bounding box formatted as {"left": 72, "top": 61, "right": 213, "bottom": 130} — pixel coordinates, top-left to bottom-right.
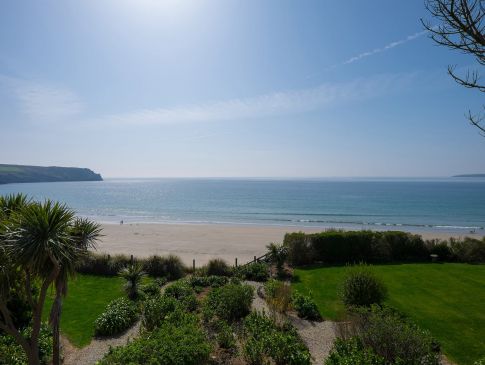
{"left": 0, "top": 178, "right": 484, "bottom": 235}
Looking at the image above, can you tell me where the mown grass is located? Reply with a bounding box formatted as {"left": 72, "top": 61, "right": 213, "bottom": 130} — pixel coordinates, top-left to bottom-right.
{"left": 292, "top": 263, "right": 485, "bottom": 365}
{"left": 43, "top": 274, "right": 124, "bottom": 347}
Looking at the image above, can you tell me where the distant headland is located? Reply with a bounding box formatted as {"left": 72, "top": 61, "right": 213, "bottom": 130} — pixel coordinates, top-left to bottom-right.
{"left": 0, "top": 164, "right": 103, "bottom": 184}
{"left": 453, "top": 174, "right": 485, "bottom": 178}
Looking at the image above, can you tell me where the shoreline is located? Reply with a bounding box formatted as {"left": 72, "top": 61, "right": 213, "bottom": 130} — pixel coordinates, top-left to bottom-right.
{"left": 95, "top": 222, "right": 484, "bottom": 266}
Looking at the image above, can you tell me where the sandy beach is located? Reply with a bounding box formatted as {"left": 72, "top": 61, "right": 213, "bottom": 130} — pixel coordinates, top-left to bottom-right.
{"left": 95, "top": 223, "right": 484, "bottom": 266}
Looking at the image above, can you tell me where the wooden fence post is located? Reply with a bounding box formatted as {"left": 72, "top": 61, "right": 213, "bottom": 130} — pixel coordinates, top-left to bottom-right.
{"left": 130, "top": 255, "right": 134, "bottom": 265}
{"left": 193, "top": 259, "right": 195, "bottom": 271}
{"left": 235, "top": 258, "right": 238, "bottom": 267}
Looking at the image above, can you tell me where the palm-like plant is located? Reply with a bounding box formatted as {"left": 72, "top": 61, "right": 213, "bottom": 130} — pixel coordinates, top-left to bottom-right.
{"left": 50, "top": 218, "right": 101, "bottom": 365}
{"left": 119, "top": 262, "right": 146, "bottom": 300}
{"left": 266, "top": 242, "right": 288, "bottom": 273}
{"left": 0, "top": 196, "right": 101, "bottom": 365}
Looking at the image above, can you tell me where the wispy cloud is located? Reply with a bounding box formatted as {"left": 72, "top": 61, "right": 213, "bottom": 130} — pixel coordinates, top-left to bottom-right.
{"left": 1, "top": 76, "right": 83, "bottom": 122}
{"left": 343, "top": 30, "right": 428, "bottom": 65}
{"left": 2, "top": 72, "right": 416, "bottom": 127}
{"left": 94, "top": 73, "right": 415, "bottom": 126}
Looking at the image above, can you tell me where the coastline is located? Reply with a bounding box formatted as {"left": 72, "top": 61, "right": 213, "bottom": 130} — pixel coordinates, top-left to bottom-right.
{"left": 95, "top": 222, "right": 484, "bottom": 266}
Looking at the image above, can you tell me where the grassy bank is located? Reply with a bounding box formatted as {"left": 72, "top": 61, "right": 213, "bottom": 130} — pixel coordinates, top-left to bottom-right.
{"left": 43, "top": 274, "right": 124, "bottom": 347}
{"left": 292, "top": 263, "right": 485, "bottom": 365}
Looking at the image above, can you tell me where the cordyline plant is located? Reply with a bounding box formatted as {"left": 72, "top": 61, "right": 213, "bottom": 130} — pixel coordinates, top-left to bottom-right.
{"left": 0, "top": 194, "right": 101, "bottom": 365}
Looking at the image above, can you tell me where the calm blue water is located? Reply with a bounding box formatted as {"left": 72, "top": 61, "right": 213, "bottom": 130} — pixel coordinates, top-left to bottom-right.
{"left": 0, "top": 178, "right": 484, "bottom": 234}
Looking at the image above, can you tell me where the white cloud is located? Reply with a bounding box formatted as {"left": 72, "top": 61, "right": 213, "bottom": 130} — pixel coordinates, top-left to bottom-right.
{"left": 2, "top": 72, "right": 416, "bottom": 128}
{"left": 94, "top": 73, "right": 415, "bottom": 126}
{"left": 1, "top": 76, "right": 83, "bottom": 122}
{"left": 343, "top": 30, "right": 428, "bottom": 65}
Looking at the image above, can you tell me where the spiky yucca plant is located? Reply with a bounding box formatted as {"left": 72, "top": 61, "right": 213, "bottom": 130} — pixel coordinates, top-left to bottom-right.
{"left": 119, "top": 262, "right": 146, "bottom": 300}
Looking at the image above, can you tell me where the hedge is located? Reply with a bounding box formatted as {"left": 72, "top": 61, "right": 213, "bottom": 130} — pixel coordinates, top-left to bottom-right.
{"left": 284, "top": 230, "right": 485, "bottom": 265}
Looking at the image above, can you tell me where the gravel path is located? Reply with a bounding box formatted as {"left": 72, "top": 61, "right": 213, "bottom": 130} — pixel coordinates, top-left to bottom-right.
{"left": 288, "top": 315, "right": 336, "bottom": 365}
{"left": 245, "top": 281, "right": 337, "bottom": 365}
{"left": 62, "top": 321, "right": 141, "bottom": 365}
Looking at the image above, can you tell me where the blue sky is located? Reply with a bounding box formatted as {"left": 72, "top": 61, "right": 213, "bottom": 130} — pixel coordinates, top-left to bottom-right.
{"left": 1, "top": 0, "right": 484, "bottom": 177}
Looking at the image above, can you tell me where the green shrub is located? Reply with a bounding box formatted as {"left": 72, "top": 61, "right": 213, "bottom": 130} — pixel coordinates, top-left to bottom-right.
{"left": 188, "top": 275, "right": 229, "bottom": 288}
{"left": 264, "top": 279, "right": 292, "bottom": 315}
{"left": 450, "top": 237, "right": 485, "bottom": 263}
{"left": 236, "top": 262, "right": 269, "bottom": 282}
{"left": 77, "top": 253, "right": 132, "bottom": 276}
{"left": 98, "top": 312, "right": 211, "bottom": 365}
{"left": 163, "top": 280, "right": 198, "bottom": 311}
{"left": 205, "top": 283, "right": 254, "bottom": 322}
{"left": 164, "top": 280, "right": 193, "bottom": 299}
{"left": 426, "top": 240, "right": 453, "bottom": 261}
{"left": 264, "top": 278, "right": 281, "bottom": 299}
{"left": 215, "top": 320, "right": 236, "bottom": 350}
{"left": 0, "top": 323, "right": 52, "bottom": 365}
{"left": 243, "top": 337, "right": 268, "bottom": 365}
{"left": 475, "top": 357, "right": 485, "bottom": 365}
{"left": 325, "top": 337, "right": 385, "bottom": 365}
{"left": 292, "top": 291, "right": 321, "bottom": 320}
{"left": 385, "top": 231, "right": 428, "bottom": 262}
{"left": 142, "top": 295, "right": 179, "bottom": 331}
{"left": 119, "top": 262, "right": 146, "bottom": 300}
{"left": 341, "top": 265, "right": 387, "bottom": 307}
{"left": 284, "top": 232, "right": 314, "bottom": 266}
{"left": 143, "top": 255, "right": 187, "bottom": 279}
{"left": 243, "top": 312, "right": 311, "bottom": 365}
{"left": 206, "top": 258, "right": 232, "bottom": 276}
{"left": 283, "top": 230, "right": 432, "bottom": 265}
{"left": 266, "top": 242, "right": 289, "bottom": 272}
{"left": 162, "top": 254, "right": 186, "bottom": 280}
{"left": 181, "top": 292, "right": 198, "bottom": 311}
{"left": 155, "top": 276, "right": 168, "bottom": 287}
{"left": 141, "top": 281, "right": 162, "bottom": 297}
{"left": 94, "top": 297, "right": 138, "bottom": 336}
{"left": 356, "top": 306, "right": 440, "bottom": 365}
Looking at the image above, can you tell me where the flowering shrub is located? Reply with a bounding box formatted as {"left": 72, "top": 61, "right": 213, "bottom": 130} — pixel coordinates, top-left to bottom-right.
{"left": 94, "top": 297, "right": 138, "bottom": 336}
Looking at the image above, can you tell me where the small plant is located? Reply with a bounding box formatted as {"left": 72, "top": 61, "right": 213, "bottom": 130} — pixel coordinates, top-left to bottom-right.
{"left": 243, "top": 337, "right": 269, "bottom": 365}
{"left": 162, "top": 254, "right": 187, "bottom": 280}
{"left": 98, "top": 312, "right": 212, "bottom": 365}
{"left": 236, "top": 262, "right": 269, "bottom": 282}
{"left": 264, "top": 279, "right": 292, "bottom": 316}
{"left": 206, "top": 258, "right": 232, "bottom": 276}
{"left": 142, "top": 281, "right": 162, "bottom": 297}
{"left": 215, "top": 320, "right": 236, "bottom": 350}
{"left": 94, "top": 297, "right": 138, "bottom": 336}
{"left": 292, "top": 290, "right": 321, "bottom": 320}
{"left": 142, "top": 295, "right": 179, "bottom": 331}
{"left": 325, "top": 337, "right": 385, "bottom": 365}
{"left": 0, "top": 323, "right": 53, "bottom": 365}
{"left": 188, "top": 275, "right": 229, "bottom": 288}
{"left": 119, "top": 262, "right": 146, "bottom": 300}
{"left": 164, "top": 280, "right": 193, "bottom": 299}
{"left": 143, "top": 255, "right": 187, "bottom": 279}
{"left": 340, "top": 265, "right": 387, "bottom": 307}
{"left": 155, "top": 276, "right": 168, "bottom": 287}
{"left": 205, "top": 282, "right": 254, "bottom": 322}
{"left": 163, "top": 279, "right": 198, "bottom": 311}
{"left": 266, "top": 242, "right": 288, "bottom": 274}
{"left": 243, "top": 312, "right": 311, "bottom": 365}
{"left": 348, "top": 305, "right": 440, "bottom": 365}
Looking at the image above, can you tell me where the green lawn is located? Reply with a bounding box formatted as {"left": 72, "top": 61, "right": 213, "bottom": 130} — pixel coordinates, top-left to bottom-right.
{"left": 43, "top": 274, "right": 124, "bottom": 347}
{"left": 292, "top": 263, "right": 485, "bottom": 365}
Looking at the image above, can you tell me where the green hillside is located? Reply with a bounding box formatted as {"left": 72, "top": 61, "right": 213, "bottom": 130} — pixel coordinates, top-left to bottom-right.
{"left": 0, "top": 164, "right": 102, "bottom": 184}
